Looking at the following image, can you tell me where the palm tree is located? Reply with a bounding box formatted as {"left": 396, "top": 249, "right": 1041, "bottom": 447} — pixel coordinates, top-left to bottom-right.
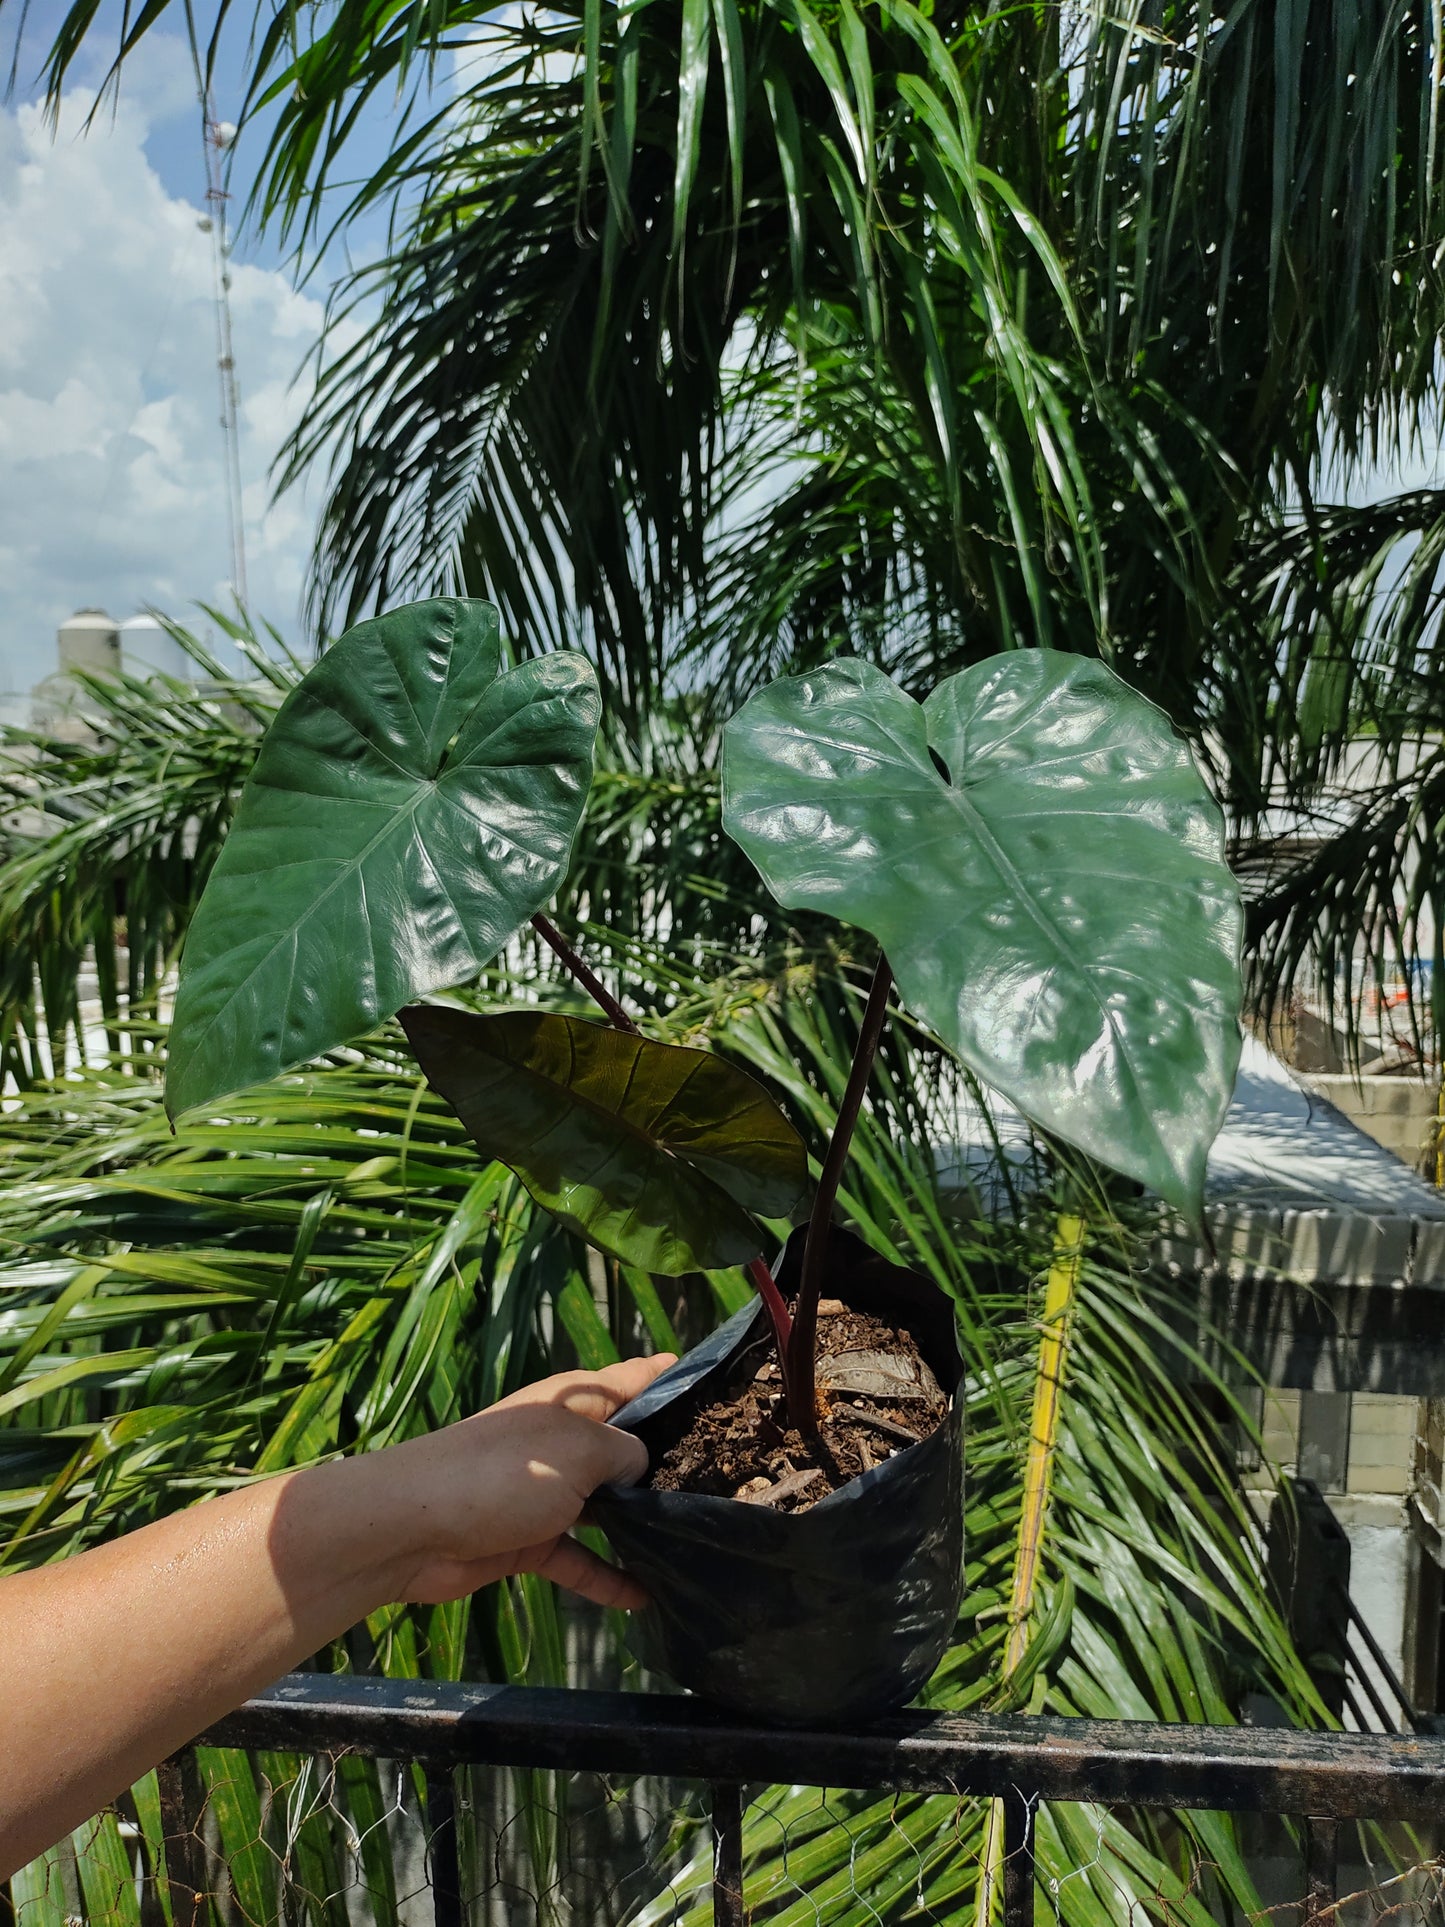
{"left": 17, "top": 0, "right": 1444, "bottom": 1047}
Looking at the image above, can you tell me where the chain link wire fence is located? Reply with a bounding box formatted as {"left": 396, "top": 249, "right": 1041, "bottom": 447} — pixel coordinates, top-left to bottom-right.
{"left": 12, "top": 1754, "right": 695, "bottom": 1927}
{"left": 12, "top": 1740, "right": 1445, "bottom": 1927}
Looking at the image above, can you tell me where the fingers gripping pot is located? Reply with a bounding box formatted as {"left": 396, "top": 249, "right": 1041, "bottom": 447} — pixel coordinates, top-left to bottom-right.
{"left": 591, "top": 1226, "right": 965, "bottom": 1724}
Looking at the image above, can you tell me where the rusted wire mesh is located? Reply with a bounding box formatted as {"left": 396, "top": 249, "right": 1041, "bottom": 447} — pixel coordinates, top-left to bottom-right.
{"left": 12, "top": 1756, "right": 1445, "bottom": 1927}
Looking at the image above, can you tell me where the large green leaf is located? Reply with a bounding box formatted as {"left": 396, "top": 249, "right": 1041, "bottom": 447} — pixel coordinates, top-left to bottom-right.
{"left": 721, "top": 653, "right": 1242, "bottom": 1220}
{"left": 398, "top": 1004, "right": 808, "bottom": 1273}
{"left": 167, "top": 599, "right": 599, "bottom": 1119}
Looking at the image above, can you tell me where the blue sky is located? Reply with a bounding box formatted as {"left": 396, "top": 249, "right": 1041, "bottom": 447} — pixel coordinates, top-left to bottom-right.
{"left": 0, "top": 2, "right": 424, "bottom": 697}
{"left": 6, "top": 0, "right": 406, "bottom": 275}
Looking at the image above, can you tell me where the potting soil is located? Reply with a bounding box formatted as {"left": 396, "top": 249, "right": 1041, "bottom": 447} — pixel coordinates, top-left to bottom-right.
{"left": 647, "top": 1300, "right": 947, "bottom": 1509}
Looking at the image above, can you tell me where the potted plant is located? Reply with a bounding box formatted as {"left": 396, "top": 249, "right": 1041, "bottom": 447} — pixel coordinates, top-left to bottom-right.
{"left": 167, "top": 598, "right": 1242, "bottom": 1724}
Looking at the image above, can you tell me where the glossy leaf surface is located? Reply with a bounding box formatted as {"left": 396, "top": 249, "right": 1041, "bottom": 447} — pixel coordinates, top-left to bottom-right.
{"left": 399, "top": 1004, "right": 808, "bottom": 1273}
{"left": 168, "top": 599, "right": 598, "bottom": 1119}
{"left": 722, "top": 653, "right": 1242, "bottom": 1220}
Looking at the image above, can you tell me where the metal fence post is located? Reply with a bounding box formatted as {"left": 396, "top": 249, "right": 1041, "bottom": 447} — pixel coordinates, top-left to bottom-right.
{"left": 1002, "top": 1788, "right": 1035, "bottom": 1927}
{"left": 711, "top": 1783, "right": 745, "bottom": 1927}
{"left": 1303, "top": 1815, "right": 1339, "bottom": 1927}
{"left": 424, "top": 1767, "right": 464, "bottom": 1927}
{"left": 157, "top": 1750, "right": 206, "bottom": 1927}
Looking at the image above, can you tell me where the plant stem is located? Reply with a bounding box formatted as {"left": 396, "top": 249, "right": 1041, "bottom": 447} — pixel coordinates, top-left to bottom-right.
{"left": 1004, "top": 1213, "right": 1086, "bottom": 1676}
{"left": 746, "top": 1261, "right": 793, "bottom": 1346}
{"left": 747, "top": 1255, "right": 796, "bottom": 1382}
{"left": 530, "top": 913, "right": 640, "bottom": 1033}
{"left": 530, "top": 911, "right": 793, "bottom": 1370}
{"left": 786, "top": 956, "right": 894, "bottom": 1431}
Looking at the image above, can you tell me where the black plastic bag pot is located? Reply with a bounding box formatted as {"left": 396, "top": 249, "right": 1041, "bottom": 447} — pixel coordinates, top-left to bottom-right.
{"left": 591, "top": 1224, "right": 965, "bottom": 1725}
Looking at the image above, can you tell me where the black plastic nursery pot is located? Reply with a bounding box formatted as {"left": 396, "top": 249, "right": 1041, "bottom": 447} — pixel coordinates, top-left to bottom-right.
{"left": 591, "top": 1224, "right": 965, "bottom": 1726}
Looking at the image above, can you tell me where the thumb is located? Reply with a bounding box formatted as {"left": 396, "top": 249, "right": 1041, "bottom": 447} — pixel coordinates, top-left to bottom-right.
{"left": 592, "top": 1421, "right": 648, "bottom": 1490}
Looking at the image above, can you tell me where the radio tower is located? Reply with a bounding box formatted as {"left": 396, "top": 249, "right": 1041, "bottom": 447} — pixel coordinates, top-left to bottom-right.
{"left": 200, "top": 99, "right": 249, "bottom": 609}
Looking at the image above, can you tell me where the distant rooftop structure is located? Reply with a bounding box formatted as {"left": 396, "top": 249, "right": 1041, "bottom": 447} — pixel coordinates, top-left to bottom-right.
{"left": 120, "top": 613, "right": 192, "bottom": 683}
{"left": 1169, "top": 1040, "right": 1445, "bottom": 1397}
{"left": 937, "top": 1034, "right": 1445, "bottom": 1237}
{"left": 57, "top": 607, "right": 122, "bottom": 676}
{"left": 1205, "top": 1039, "right": 1445, "bottom": 1228}
{"left": 16, "top": 607, "right": 198, "bottom": 741}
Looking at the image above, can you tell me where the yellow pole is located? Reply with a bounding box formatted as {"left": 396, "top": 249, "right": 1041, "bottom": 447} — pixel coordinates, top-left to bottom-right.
{"left": 975, "top": 1213, "right": 1087, "bottom": 1927}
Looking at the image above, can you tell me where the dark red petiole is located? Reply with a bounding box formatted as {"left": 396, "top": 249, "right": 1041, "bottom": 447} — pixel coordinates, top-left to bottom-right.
{"left": 747, "top": 1255, "right": 802, "bottom": 1412}
{"left": 787, "top": 957, "right": 894, "bottom": 1434}
{"left": 531, "top": 910, "right": 801, "bottom": 1395}
{"left": 531, "top": 913, "right": 640, "bottom": 1033}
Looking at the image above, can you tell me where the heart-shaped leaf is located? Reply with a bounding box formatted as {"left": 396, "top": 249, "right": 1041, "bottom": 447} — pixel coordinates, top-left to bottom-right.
{"left": 399, "top": 1005, "right": 809, "bottom": 1274}
{"left": 167, "top": 599, "right": 599, "bottom": 1120}
{"left": 722, "top": 653, "right": 1242, "bottom": 1221}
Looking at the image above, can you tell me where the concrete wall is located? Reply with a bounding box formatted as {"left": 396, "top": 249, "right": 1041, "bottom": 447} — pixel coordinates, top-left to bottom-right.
{"left": 1257, "top": 1389, "right": 1416, "bottom": 1496}
{"left": 1304, "top": 1074, "right": 1442, "bottom": 1175}
{"left": 1250, "top": 1390, "right": 1422, "bottom": 1720}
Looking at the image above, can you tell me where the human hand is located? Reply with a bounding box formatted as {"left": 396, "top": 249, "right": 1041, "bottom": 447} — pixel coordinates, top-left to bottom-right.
{"left": 353, "top": 1355, "right": 675, "bottom": 1611}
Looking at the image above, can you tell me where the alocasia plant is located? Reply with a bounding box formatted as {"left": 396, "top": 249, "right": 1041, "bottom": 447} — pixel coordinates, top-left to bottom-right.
{"left": 168, "top": 598, "right": 1242, "bottom": 1436}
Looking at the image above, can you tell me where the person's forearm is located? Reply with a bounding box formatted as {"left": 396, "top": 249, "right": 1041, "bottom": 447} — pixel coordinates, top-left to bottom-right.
{"left": 0, "top": 1453, "right": 409, "bottom": 1875}
{"left": 0, "top": 1356, "right": 664, "bottom": 1879}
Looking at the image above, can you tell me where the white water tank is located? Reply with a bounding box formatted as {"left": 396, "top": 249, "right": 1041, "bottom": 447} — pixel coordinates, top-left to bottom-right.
{"left": 58, "top": 608, "right": 121, "bottom": 676}
{"left": 121, "top": 614, "right": 191, "bottom": 684}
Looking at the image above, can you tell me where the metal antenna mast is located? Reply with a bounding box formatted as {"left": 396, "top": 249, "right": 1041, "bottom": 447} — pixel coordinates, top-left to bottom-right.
{"left": 201, "top": 98, "right": 249, "bottom": 610}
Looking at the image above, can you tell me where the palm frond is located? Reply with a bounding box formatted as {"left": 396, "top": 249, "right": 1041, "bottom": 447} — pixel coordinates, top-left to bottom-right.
{"left": 272, "top": 0, "right": 1111, "bottom": 715}
{"left": 1073, "top": 0, "right": 1445, "bottom": 462}
{"left": 1199, "top": 487, "right": 1445, "bottom": 1053}
{"left": 0, "top": 614, "right": 284, "bottom": 1086}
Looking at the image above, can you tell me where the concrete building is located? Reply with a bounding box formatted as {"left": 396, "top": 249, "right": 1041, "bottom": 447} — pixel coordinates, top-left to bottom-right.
{"left": 120, "top": 611, "right": 193, "bottom": 683}
{"left": 1167, "top": 1045, "right": 1445, "bottom": 1731}
{"left": 28, "top": 607, "right": 124, "bottom": 739}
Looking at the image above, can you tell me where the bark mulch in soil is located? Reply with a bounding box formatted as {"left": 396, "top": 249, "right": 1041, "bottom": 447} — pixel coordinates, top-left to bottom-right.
{"left": 647, "top": 1300, "right": 948, "bottom": 1513}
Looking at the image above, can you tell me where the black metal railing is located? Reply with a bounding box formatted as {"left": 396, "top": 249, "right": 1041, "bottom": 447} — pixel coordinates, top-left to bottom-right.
{"left": 1337, "top": 1580, "right": 1445, "bottom": 1737}
{"left": 145, "top": 1673, "right": 1445, "bottom": 1927}
{"left": 1267, "top": 1475, "right": 1444, "bottom": 1741}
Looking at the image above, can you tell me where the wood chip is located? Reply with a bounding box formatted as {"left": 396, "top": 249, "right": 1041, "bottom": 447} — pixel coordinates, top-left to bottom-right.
{"left": 816, "top": 1299, "right": 847, "bottom": 1317}
{"left": 734, "top": 1476, "right": 771, "bottom": 1500}
{"left": 736, "top": 1466, "right": 824, "bottom": 1508}
{"left": 817, "top": 1346, "right": 943, "bottom": 1401}
{"left": 848, "top": 1407, "right": 926, "bottom": 1445}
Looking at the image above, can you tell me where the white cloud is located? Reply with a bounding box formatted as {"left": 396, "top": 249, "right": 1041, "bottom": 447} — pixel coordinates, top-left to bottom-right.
{"left": 0, "top": 64, "right": 339, "bottom": 695}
